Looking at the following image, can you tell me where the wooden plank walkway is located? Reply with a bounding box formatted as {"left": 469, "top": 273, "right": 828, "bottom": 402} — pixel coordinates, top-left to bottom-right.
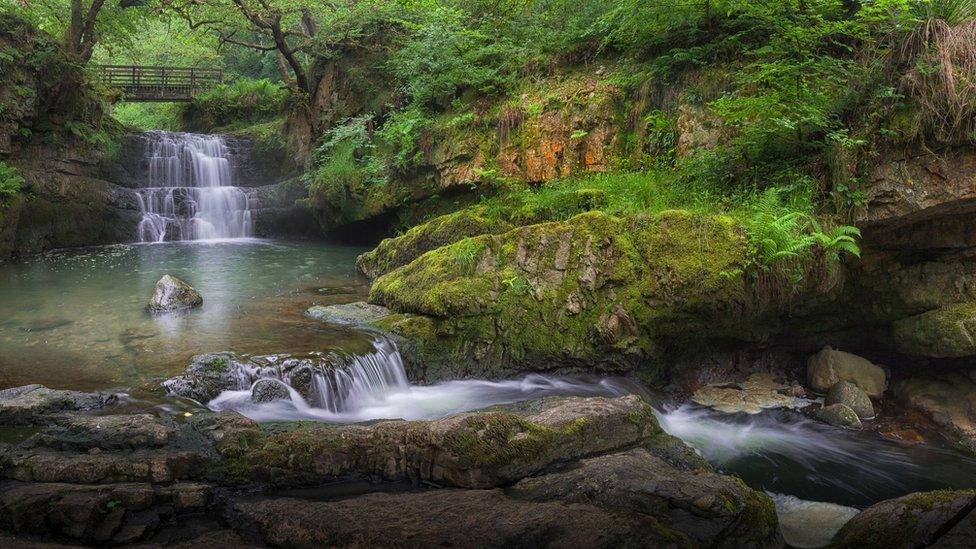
{"left": 96, "top": 65, "right": 223, "bottom": 102}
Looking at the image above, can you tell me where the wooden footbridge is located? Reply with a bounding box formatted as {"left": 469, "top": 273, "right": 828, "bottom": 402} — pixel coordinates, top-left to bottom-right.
{"left": 96, "top": 65, "right": 223, "bottom": 102}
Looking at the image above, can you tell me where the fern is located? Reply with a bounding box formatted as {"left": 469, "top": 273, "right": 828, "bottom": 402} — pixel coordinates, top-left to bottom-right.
{"left": 745, "top": 188, "right": 861, "bottom": 271}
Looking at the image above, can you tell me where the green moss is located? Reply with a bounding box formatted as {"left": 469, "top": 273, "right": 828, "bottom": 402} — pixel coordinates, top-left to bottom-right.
{"left": 369, "top": 209, "right": 749, "bottom": 377}
{"left": 892, "top": 302, "right": 976, "bottom": 358}
{"left": 358, "top": 208, "right": 512, "bottom": 279}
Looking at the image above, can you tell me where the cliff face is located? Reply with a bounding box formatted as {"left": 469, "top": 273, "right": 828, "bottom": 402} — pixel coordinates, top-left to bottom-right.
{"left": 0, "top": 13, "right": 141, "bottom": 260}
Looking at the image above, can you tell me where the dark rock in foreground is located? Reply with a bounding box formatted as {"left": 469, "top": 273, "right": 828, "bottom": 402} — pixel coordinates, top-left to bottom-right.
{"left": 833, "top": 489, "right": 976, "bottom": 548}
{"left": 0, "top": 385, "right": 782, "bottom": 547}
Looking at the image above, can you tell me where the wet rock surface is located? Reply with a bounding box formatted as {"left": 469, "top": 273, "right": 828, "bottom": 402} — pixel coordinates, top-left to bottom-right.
{"left": 304, "top": 301, "right": 391, "bottom": 326}
{"left": 896, "top": 373, "right": 976, "bottom": 456}
{"left": 826, "top": 381, "right": 874, "bottom": 419}
{"left": 0, "top": 385, "right": 781, "bottom": 547}
{"left": 691, "top": 373, "right": 797, "bottom": 414}
{"left": 812, "top": 404, "right": 862, "bottom": 429}
{"left": 509, "top": 448, "right": 781, "bottom": 548}
{"left": 0, "top": 385, "right": 117, "bottom": 425}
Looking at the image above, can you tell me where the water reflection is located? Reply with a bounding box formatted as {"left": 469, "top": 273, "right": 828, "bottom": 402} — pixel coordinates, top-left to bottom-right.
{"left": 0, "top": 240, "right": 370, "bottom": 390}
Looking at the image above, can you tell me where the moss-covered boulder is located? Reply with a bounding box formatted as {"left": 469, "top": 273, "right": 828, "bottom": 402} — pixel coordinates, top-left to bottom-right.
{"left": 209, "top": 395, "right": 664, "bottom": 488}
{"left": 368, "top": 209, "right": 749, "bottom": 379}
{"left": 357, "top": 208, "right": 513, "bottom": 280}
{"left": 832, "top": 490, "right": 976, "bottom": 548}
{"left": 892, "top": 302, "right": 976, "bottom": 358}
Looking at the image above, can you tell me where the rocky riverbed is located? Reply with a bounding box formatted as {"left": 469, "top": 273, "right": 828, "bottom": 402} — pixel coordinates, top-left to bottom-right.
{"left": 0, "top": 385, "right": 784, "bottom": 547}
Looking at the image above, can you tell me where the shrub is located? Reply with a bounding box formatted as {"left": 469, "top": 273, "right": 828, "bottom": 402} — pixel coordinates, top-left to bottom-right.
{"left": 182, "top": 78, "right": 287, "bottom": 130}
{"left": 0, "top": 161, "right": 24, "bottom": 202}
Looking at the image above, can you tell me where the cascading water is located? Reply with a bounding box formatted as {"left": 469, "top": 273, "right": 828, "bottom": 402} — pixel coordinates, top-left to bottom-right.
{"left": 135, "top": 131, "right": 253, "bottom": 242}
{"left": 203, "top": 336, "right": 633, "bottom": 423}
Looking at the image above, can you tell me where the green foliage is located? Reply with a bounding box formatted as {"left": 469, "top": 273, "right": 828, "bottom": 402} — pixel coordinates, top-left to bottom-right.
{"left": 743, "top": 188, "right": 860, "bottom": 273}
{"left": 304, "top": 116, "right": 387, "bottom": 209}
{"left": 111, "top": 103, "right": 183, "bottom": 132}
{"left": 183, "top": 79, "right": 288, "bottom": 131}
{"left": 0, "top": 161, "right": 24, "bottom": 203}
{"left": 449, "top": 237, "right": 485, "bottom": 267}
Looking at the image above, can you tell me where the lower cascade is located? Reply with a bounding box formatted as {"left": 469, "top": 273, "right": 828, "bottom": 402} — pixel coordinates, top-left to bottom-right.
{"left": 184, "top": 337, "right": 633, "bottom": 422}
{"left": 135, "top": 131, "right": 253, "bottom": 242}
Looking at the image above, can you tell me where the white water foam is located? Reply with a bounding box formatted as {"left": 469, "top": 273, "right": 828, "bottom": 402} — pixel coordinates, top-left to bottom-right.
{"left": 206, "top": 338, "right": 631, "bottom": 422}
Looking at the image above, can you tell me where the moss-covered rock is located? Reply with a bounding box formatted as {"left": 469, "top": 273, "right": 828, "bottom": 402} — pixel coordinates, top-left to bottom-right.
{"left": 356, "top": 208, "right": 513, "bottom": 279}
{"left": 892, "top": 302, "right": 976, "bottom": 358}
{"left": 832, "top": 489, "right": 976, "bottom": 548}
{"left": 209, "top": 395, "right": 662, "bottom": 488}
{"left": 368, "top": 209, "right": 748, "bottom": 379}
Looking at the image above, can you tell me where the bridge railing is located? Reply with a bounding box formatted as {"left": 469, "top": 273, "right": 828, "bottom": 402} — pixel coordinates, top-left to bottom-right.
{"left": 96, "top": 65, "right": 224, "bottom": 102}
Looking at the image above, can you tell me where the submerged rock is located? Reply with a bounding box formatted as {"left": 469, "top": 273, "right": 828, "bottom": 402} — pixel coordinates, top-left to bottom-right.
{"left": 250, "top": 379, "right": 291, "bottom": 404}
{"left": 806, "top": 347, "right": 886, "bottom": 398}
{"left": 811, "top": 403, "right": 862, "bottom": 429}
{"left": 692, "top": 373, "right": 797, "bottom": 414}
{"left": 147, "top": 274, "right": 203, "bottom": 313}
{"left": 826, "top": 381, "right": 874, "bottom": 419}
{"left": 833, "top": 489, "right": 976, "bottom": 548}
{"left": 0, "top": 385, "right": 117, "bottom": 425}
{"left": 305, "top": 301, "right": 391, "bottom": 326}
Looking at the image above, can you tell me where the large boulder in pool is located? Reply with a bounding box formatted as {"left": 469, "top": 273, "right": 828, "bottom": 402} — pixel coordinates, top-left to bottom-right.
{"left": 806, "top": 347, "right": 887, "bottom": 398}
{"left": 833, "top": 489, "right": 976, "bottom": 548}
{"left": 147, "top": 274, "right": 203, "bottom": 313}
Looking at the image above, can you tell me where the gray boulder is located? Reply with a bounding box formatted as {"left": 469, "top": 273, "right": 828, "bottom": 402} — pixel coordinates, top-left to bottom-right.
{"left": 826, "top": 380, "right": 875, "bottom": 419}
{"left": 147, "top": 274, "right": 203, "bottom": 313}
{"left": 250, "top": 379, "right": 291, "bottom": 403}
{"left": 812, "top": 403, "right": 862, "bottom": 429}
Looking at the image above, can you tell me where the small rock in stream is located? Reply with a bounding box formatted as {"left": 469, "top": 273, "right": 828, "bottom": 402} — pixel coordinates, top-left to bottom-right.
{"left": 251, "top": 379, "right": 292, "bottom": 403}
{"left": 826, "top": 380, "right": 875, "bottom": 419}
{"left": 812, "top": 403, "right": 862, "bottom": 429}
{"left": 147, "top": 274, "right": 203, "bottom": 314}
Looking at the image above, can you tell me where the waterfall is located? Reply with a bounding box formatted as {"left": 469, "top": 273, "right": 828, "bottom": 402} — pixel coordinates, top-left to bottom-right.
{"left": 135, "top": 131, "right": 253, "bottom": 242}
